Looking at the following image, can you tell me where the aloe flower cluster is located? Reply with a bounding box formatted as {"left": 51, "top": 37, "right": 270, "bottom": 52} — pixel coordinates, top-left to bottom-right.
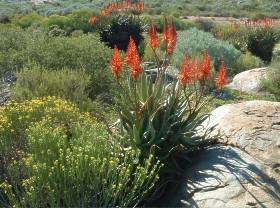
{"left": 88, "top": 0, "right": 144, "bottom": 23}
{"left": 245, "top": 18, "right": 274, "bottom": 28}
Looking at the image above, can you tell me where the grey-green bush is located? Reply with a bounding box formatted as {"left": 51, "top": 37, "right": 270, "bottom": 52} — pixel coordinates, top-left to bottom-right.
{"left": 174, "top": 28, "right": 241, "bottom": 72}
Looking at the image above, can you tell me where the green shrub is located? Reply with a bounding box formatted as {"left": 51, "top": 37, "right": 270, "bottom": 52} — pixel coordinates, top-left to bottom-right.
{"left": 247, "top": 27, "right": 280, "bottom": 63}
{"left": 251, "top": 13, "right": 268, "bottom": 20}
{"left": 47, "top": 25, "right": 67, "bottom": 36}
{"left": 142, "top": 15, "right": 194, "bottom": 32}
{"left": 0, "top": 26, "right": 33, "bottom": 75}
{"left": 43, "top": 14, "right": 70, "bottom": 29}
{"left": 194, "top": 18, "right": 215, "bottom": 32}
{"left": 66, "top": 9, "right": 98, "bottom": 33}
{"left": 174, "top": 28, "right": 241, "bottom": 72}
{"left": 13, "top": 13, "right": 44, "bottom": 29}
{"left": 26, "top": 34, "right": 114, "bottom": 99}
{"left": 0, "top": 98, "right": 160, "bottom": 207}
{"left": 71, "top": 29, "right": 84, "bottom": 37}
{"left": 233, "top": 52, "right": 263, "bottom": 74}
{"left": 12, "top": 64, "right": 91, "bottom": 107}
{"left": 0, "top": 27, "right": 115, "bottom": 100}
{"left": 213, "top": 23, "right": 249, "bottom": 52}
{"left": 262, "top": 60, "right": 280, "bottom": 100}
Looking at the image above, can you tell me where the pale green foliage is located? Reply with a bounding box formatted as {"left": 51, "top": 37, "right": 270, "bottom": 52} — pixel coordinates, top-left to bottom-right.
{"left": 174, "top": 28, "right": 241, "bottom": 71}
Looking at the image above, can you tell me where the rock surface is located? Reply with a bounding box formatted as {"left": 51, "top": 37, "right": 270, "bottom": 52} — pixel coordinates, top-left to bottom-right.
{"left": 203, "top": 100, "right": 280, "bottom": 181}
{"left": 30, "top": 0, "right": 56, "bottom": 5}
{"left": 168, "top": 101, "right": 280, "bottom": 207}
{"left": 0, "top": 82, "right": 10, "bottom": 106}
{"left": 174, "top": 146, "right": 280, "bottom": 208}
{"left": 227, "top": 67, "right": 267, "bottom": 93}
{"left": 0, "top": 72, "right": 15, "bottom": 105}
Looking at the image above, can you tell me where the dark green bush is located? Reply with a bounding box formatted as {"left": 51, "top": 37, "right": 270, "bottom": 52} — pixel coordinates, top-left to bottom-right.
{"left": 247, "top": 27, "right": 280, "bottom": 63}
{"left": 0, "top": 15, "right": 11, "bottom": 24}
{"left": 100, "top": 15, "right": 144, "bottom": 51}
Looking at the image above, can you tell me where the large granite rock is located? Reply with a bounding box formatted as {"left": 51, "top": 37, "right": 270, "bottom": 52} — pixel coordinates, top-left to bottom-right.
{"left": 174, "top": 146, "right": 280, "bottom": 208}
{"left": 227, "top": 68, "right": 267, "bottom": 93}
{"left": 167, "top": 101, "right": 280, "bottom": 207}
{"left": 203, "top": 100, "right": 280, "bottom": 181}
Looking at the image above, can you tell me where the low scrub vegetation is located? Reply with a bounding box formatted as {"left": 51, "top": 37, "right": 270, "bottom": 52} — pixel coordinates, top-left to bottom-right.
{"left": 1, "top": 1, "right": 280, "bottom": 206}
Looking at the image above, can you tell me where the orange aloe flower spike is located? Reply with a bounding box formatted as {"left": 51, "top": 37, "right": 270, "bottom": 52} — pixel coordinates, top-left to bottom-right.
{"left": 126, "top": 37, "right": 143, "bottom": 79}
{"left": 178, "top": 56, "right": 191, "bottom": 86}
{"left": 148, "top": 20, "right": 160, "bottom": 49}
{"left": 162, "top": 16, "right": 168, "bottom": 44}
{"left": 191, "top": 57, "right": 198, "bottom": 82}
{"left": 111, "top": 46, "right": 123, "bottom": 78}
{"left": 199, "top": 51, "right": 211, "bottom": 81}
{"left": 216, "top": 62, "right": 227, "bottom": 90}
{"left": 167, "top": 18, "right": 177, "bottom": 54}
{"left": 88, "top": 15, "right": 97, "bottom": 24}
{"left": 126, "top": 36, "right": 137, "bottom": 67}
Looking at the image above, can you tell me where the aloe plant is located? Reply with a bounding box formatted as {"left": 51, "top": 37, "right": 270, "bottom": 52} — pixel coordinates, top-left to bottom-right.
{"left": 110, "top": 17, "right": 223, "bottom": 173}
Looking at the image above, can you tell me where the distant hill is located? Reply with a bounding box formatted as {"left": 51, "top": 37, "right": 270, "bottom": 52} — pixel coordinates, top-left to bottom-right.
{"left": 0, "top": 0, "right": 280, "bottom": 18}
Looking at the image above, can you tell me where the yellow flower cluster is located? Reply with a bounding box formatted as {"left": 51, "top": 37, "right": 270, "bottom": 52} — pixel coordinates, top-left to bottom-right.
{"left": 0, "top": 96, "right": 92, "bottom": 136}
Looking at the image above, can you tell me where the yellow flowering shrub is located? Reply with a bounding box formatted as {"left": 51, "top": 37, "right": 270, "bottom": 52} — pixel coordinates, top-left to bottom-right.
{"left": 0, "top": 97, "right": 161, "bottom": 207}
{"left": 1, "top": 120, "right": 160, "bottom": 207}
{"left": 0, "top": 96, "right": 92, "bottom": 181}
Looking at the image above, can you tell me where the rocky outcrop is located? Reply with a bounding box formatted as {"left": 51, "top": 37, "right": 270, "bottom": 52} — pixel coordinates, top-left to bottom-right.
{"left": 227, "top": 68, "right": 267, "bottom": 93}
{"left": 203, "top": 100, "right": 280, "bottom": 181}
{"left": 169, "top": 101, "right": 280, "bottom": 207}
{"left": 175, "top": 146, "right": 280, "bottom": 208}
